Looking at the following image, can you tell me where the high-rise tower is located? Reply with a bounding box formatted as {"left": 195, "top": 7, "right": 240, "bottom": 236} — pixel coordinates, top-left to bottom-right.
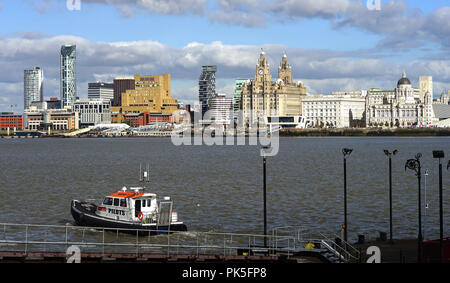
{"left": 60, "top": 44, "right": 77, "bottom": 108}
{"left": 24, "top": 67, "right": 44, "bottom": 110}
{"left": 199, "top": 65, "right": 217, "bottom": 115}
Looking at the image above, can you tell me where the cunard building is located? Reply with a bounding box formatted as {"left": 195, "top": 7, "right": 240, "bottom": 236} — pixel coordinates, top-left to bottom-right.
{"left": 365, "top": 72, "right": 434, "bottom": 127}
{"left": 240, "top": 50, "right": 307, "bottom": 125}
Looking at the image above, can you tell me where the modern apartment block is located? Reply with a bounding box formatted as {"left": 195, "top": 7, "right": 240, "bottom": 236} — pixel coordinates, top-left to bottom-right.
{"left": 199, "top": 65, "right": 217, "bottom": 116}
{"left": 88, "top": 82, "right": 114, "bottom": 102}
{"left": 24, "top": 67, "right": 44, "bottom": 110}
{"left": 60, "top": 44, "right": 77, "bottom": 108}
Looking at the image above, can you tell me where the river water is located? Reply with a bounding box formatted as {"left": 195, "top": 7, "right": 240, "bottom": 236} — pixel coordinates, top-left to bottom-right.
{"left": 0, "top": 137, "right": 448, "bottom": 243}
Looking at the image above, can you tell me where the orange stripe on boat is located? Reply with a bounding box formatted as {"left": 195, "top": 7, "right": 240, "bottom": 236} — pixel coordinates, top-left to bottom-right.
{"left": 108, "top": 192, "right": 145, "bottom": 198}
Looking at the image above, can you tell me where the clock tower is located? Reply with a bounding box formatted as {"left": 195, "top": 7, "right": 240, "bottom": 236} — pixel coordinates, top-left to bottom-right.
{"left": 254, "top": 49, "right": 272, "bottom": 84}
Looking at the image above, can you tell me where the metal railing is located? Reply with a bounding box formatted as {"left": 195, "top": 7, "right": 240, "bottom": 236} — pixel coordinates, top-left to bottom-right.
{"left": 0, "top": 223, "right": 360, "bottom": 262}
{"left": 271, "top": 225, "right": 360, "bottom": 263}
{"left": 0, "top": 223, "right": 295, "bottom": 259}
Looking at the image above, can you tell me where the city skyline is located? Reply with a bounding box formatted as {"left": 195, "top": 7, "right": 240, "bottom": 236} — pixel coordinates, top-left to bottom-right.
{"left": 1, "top": 0, "right": 450, "bottom": 112}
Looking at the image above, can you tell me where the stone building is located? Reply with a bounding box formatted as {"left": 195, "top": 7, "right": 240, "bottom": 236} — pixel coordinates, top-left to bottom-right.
{"left": 302, "top": 94, "right": 366, "bottom": 128}
{"left": 365, "top": 72, "right": 434, "bottom": 127}
{"left": 240, "top": 51, "right": 306, "bottom": 125}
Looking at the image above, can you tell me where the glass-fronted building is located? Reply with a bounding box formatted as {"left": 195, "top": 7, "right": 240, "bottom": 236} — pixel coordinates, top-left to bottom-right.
{"left": 60, "top": 44, "right": 77, "bottom": 108}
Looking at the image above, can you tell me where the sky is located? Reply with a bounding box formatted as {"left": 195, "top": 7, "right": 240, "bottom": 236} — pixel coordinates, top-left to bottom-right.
{"left": 1, "top": 0, "right": 450, "bottom": 112}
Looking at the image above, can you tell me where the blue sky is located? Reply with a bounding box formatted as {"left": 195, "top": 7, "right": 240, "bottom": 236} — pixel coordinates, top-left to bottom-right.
{"left": 1, "top": 0, "right": 450, "bottom": 111}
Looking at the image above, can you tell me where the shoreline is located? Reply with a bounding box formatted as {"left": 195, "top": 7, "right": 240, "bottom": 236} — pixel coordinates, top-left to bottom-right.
{"left": 1, "top": 128, "right": 450, "bottom": 138}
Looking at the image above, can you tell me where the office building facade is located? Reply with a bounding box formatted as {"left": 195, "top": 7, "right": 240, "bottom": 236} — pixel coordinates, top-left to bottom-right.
{"left": 208, "top": 94, "right": 233, "bottom": 125}
{"left": 113, "top": 76, "right": 135, "bottom": 106}
{"left": 111, "top": 74, "right": 178, "bottom": 123}
{"left": 302, "top": 94, "right": 366, "bottom": 128}
{"left": 88, "top": 82, "right": 114, "bottom": 102}
{"left": 73, "top": 98, "right": 112, "bottom": 127}
{"left": 365, "top": 72, "right": 434, "bottom": 127}
{"left": 241, "top": 51, "right": 307, "bottom": 125}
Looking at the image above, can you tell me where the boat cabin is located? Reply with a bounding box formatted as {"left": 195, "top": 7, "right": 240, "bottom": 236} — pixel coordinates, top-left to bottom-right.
{"left": 96, "top": 187, "right": 159, "bottom": 223}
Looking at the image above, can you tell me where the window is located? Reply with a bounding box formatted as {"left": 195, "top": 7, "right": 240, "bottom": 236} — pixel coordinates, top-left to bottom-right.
{"left": 113, "top": 198, "right": 120, "bottom": 206}
{"left": 103, "top": 197, "right": 113, "bottom": 205}
{"left": 120, "top": 199, "right": 127, "bottom": 208}
{"left": 142, "top": 200, "right": 146, "bottom": 207}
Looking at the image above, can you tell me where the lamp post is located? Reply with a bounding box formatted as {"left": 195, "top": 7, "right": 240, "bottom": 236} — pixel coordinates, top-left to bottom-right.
{"left": 424, "top": 169, "right": 429, "bottom": 241}
{"left": 384, "top": 149, "right": 398, "bottom": 243}
{"left": 432, "top": 150, "right": 445, "bottom": 263}
{"left": 261, "top": 146, "right": 271, "bottom": 248}
{"left": 405, "top": 153, "right": 423, "bottom": 263}
{"left": 342, "top": 148, "right": 353, "bottom": 243}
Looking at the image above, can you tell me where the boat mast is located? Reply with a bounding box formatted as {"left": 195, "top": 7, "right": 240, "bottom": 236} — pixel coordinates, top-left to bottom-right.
{"left": 139, "top": 163, "right": 150, "bottom": 192}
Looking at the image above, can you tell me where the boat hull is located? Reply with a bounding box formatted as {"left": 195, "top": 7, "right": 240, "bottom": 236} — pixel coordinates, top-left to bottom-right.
{"left": 71, "top": 200, "right": 187, "bottom": 235}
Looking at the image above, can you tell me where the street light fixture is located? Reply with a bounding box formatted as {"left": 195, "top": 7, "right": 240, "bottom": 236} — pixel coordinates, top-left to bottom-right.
{"left": 405, "top": 153, "right": 423, "bottom": 263}
{"left": 342, "top": 148, "right": 353, "bottom": 242}
{"left": 261, "top": 146, "right": 271, "bottom": 248}
{"left": 432, "top": 150, "right": 445, "bottom": 263}
{"left": 384, "top": 149, "right": 398, "bottom": 243}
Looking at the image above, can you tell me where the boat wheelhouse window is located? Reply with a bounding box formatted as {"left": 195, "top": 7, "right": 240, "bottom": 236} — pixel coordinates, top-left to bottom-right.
{"left": 113, "top": 198, "right": 120, "bottom": 206}
{"left": 103, "top": 197, "right": 113, "bottom": 205}
{"left": 142, "top": 200, "right": 146, "bottom": 207}
{"left": 120, "top": 199, "right": 127, "bottom": 207}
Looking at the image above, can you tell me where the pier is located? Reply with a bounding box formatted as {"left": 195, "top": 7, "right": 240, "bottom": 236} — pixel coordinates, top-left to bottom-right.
{"left": 0, "top": 223, "right": 360, "bottom": 263}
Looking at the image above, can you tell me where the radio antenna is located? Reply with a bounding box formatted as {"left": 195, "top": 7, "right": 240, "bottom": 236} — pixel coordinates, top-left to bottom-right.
{"left": 139, "top": 163, "right": 150, "bottom": 191}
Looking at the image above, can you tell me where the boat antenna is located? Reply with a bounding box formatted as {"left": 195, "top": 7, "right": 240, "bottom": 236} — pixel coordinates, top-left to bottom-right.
{"left": 140, "top": 163, "right": 150, "bottom": 191}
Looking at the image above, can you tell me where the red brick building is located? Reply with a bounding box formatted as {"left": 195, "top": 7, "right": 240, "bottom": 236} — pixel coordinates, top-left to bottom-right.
{"left": 123, "top": 112, "right": 174, "bottom": 127}
{"left": 0, "top": 113, "right": 23, "bottom": 129}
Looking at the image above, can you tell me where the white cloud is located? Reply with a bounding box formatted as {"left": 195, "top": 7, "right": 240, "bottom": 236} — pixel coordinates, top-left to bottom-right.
{"left": 82, "top": 0, "right": 207, "bottom": 15}
{"left": 1, "top": 34, "right": 450, "bottom": 112}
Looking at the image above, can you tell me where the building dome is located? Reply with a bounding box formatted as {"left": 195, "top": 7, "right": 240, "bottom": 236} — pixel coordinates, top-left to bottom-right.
{"left": 397, "top": 72, "right": 411, "bottom": 86}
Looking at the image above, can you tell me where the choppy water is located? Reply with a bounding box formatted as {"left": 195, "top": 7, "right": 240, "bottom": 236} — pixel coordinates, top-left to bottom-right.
{"left": 0, "top": 137, "right": 449, "bottom": 242}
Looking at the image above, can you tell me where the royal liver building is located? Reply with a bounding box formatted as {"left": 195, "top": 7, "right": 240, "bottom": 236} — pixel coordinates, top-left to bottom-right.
{"left": 365, "top": 73, "right": 434, "bottom": 127}
{"left": 240, "top": 50, "right": 306, "bottom": 124}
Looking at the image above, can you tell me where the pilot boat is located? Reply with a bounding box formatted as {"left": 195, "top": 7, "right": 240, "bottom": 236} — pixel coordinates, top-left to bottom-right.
{"left": 70, "top": 166, "right": 187, "bottom": 234}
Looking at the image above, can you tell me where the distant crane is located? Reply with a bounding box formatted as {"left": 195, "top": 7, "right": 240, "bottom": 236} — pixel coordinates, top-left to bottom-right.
{"left": 9, "top": 104, "right": 18, "bottom": 114}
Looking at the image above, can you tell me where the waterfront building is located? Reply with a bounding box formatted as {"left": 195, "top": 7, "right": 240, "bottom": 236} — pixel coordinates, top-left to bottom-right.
{"left": 365, "top": 72, "right": 434, "bottom": 127}
{"left": 111, "top": 74, "right": 178, "bottom": 123}
{"left": 199, "top": 65, "right": 217, "bottom": 116}
{"left": 241, "top": 51, "right": 307, "bottom": 126}
{"left": 419, "top": 76, "right": 433, "bottom": 103}
{"left": 123, "top": 112, "right": 174, "bottom": 127}
{"left": 46, "top": 98, "right": 62, "bottom": 109}
{"left": 113, "top": 76, "right": 135, "bottom": 106}
{"left": 88, "top": 82, "right": 114, "bottom": 102}
{"left": 73, "top": 98, "right": 112, "bottom": 128}
{"left": 233, "top": 79, "right": 246, "bottom": 119}
{"left": 302, "top": 94, "right": 366, "bottom": 128}
{"left": 24, "top": 67, "right": 44, "bottom": 110}
{"left": 60, "top": 44, "right": 77, "bottom": 109}
{"left": 0, "top": 112, "right": 23, "bottom": 130}
{"left": 435, "top": 92, "right": 449, "bottom": 105}
{"left": 208, "top": 94, "right": 233, "bottom": 125}
{"left": 25, "top": 109, "right": 79, "bottom": 131}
